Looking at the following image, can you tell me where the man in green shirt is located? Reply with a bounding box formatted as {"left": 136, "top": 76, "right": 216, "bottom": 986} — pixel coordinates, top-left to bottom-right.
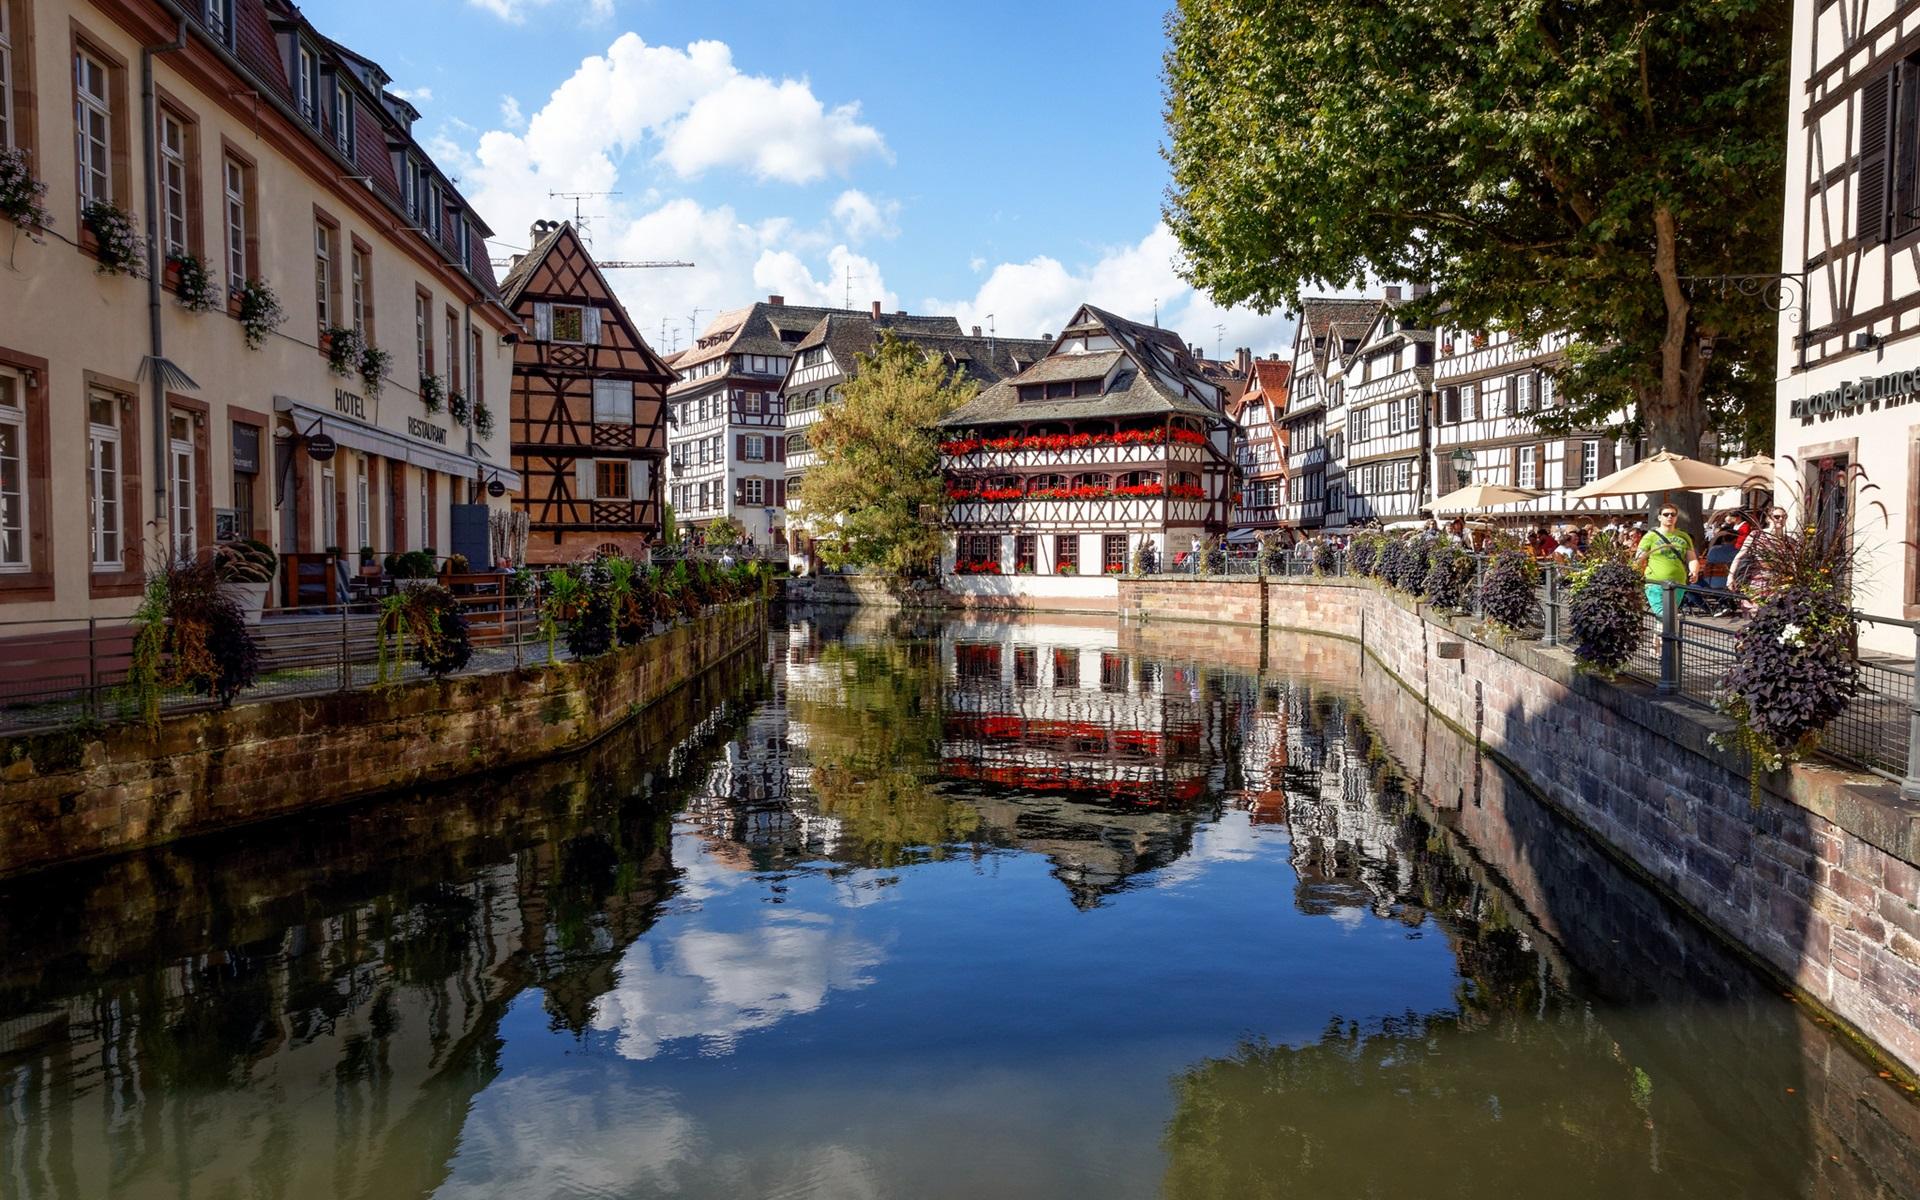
{"left": 1633, "top": 503, "right": 1699, "bottom": 615}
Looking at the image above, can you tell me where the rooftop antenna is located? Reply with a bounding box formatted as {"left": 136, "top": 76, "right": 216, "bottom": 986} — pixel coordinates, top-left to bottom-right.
{"left": 548, "top": 190, "right": 621, "bottom": 247}
{"left": 688, "top": 306, "right": 704, "bottom": 346}
{"left": 1214, "top": 323, "right": 1226, "bottom": 359}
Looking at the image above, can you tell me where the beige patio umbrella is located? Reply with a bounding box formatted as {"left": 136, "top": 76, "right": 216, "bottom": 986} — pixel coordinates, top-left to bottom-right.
{"left": 1427, "top": 482, "right": 1544, "bottom": 513}
{"left": 1568, "top": 449, "right": 1754, "bottom": 499}
{"left": 1724, "top": 452, "right": 1775, "bottom": 483}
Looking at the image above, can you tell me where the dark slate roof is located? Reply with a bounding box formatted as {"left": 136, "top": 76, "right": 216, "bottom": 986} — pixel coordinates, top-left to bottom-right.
{"left": 1009, "top": 350, "right": 1124, "bottom": 384}
{"left": 787, "top": 316, "right": 1049, "bottom": 391}
{"left": 676, "top": 303, "right": 962, "bottom": 372}
{"left": 1297, "top": 297, "right": 1384, "bottom": 371}
{"left": 940, "top": 303, "right": 1226, "bottom": 429}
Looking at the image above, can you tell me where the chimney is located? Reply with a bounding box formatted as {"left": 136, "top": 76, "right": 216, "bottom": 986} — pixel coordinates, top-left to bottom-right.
{"left": 895, "top": 310, "right": 906, "bottom": 316}
{"left": 1409, "top": 282, "right": 1432, "bottom": 299}
{"left": 1235, "top": 347, "right": 1252, "bottom": 374}
{"left": 871, "top": 300, "right": 882, "bottom": 317}
{"left": 1384, "top": 285, "right": 1402, "bottom": 301}
{"left": 972, "top": 325, "right": 982, "bottom": 337}
{"left": 767, "top": 294, "right": 784, "bottom": 306}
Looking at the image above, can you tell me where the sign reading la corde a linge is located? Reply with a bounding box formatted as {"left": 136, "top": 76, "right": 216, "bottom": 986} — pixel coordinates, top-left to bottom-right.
{"left": 1792, "top": 368, "right": 1920, "bottom": 423}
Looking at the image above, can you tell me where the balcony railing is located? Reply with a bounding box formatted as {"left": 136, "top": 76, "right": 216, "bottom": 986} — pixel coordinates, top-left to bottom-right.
{"left": 940, "top": 440, "right": 1208, "bottom": 473}
{"left": 946, "top": 495, "right": 1212, "bottom": 527}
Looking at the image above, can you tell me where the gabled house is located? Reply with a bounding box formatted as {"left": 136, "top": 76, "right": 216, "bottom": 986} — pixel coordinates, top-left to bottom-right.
{"left": 499, "top": 220, "right": 674, "bottom": 563}
{"left": 1229, "top": 357, "right": 1292, "bottom": 533}
{"left": 938, "top": 304, "right": 1235, "bottom": 584}
{"left": 1342, "top": 295, "right": 1433, "bottom": 525}
{"left": 1281, "top": 298, "right": 1380, "bottom": 532}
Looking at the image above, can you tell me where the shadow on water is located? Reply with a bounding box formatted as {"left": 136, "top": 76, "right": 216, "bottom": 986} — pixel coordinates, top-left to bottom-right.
{"left": 1, "top": 608, "right": 1917, "bottom": 1198}
{"left": 0, "top": 645, "right": 768, "bottom": 1200}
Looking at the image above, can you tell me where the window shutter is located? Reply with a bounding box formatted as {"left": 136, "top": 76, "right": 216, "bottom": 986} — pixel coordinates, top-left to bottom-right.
{"left": 734, "top": 477, "right": 745, "bottom": 505}
{"left": 575, "top": 459, "right": 594, "bottom": 500}
{"left": 776, "top": 479, "right": 786, "bottom": 507}
{"left": 773, "top": 437, "right": 785, "bottom": 462}
{"left": 628, "top": 458, "right": 646, "bottom": 500}
{"left": 1860, "top": 71, "right": 1896, "bottom": 245}
{"left": 1599, "top": 438, "right": 1617, "bottom": 476}
{"left": 736, "top": 434, "right": 747, "bottom": 460}
{"left": 584, "top": 307, "right": 602, "bottom": 345}
{"left": 534, "top": 302, "right": 553, "bottom": 342}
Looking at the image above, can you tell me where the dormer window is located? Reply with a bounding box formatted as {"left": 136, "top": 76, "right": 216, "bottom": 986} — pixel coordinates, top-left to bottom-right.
{"left": 203, "top": 0, "right": 233, "bottom": 47}
{"left": 331, "top": 82, "right": 353, "bottom": 157}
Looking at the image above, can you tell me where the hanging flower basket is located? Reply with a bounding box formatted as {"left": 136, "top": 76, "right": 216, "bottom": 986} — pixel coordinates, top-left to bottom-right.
{"left": 235, "top": 278, "right": 284, "bottom": 350}
{"left": 82, "top": 201, "right": 146, "bottom": 277}
{"left": 0, "top": 149, "right": 52, "bottom": 242}
{"left": 473, "top": 399, "right": 495, "bottom": 440}
{"left": 419, "top": 373, "right": 445, "bottom": 414}
{"left": 358, "top": 344, "right": 391, "bottom": 397}
{"left": 323, "top": 325, "right": 363, "bottom": 376}
{"left": 447, "top": 389, "right": 470, "bottom": 425}
{"left": 170, "top": 252, "right": 222, "bottom": 312}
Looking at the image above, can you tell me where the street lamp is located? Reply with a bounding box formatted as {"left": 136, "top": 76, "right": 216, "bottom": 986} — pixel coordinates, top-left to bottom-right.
{"left": 1449, "top": 447, "right": 1474, "bottom": 490}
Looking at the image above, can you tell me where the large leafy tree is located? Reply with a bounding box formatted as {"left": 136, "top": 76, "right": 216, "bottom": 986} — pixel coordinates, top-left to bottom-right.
{"left": 1163, "top": 0, "right": 1789, "bottom": 461}
{"left": 803, "top": 333, "right": 977, "bottom": 579}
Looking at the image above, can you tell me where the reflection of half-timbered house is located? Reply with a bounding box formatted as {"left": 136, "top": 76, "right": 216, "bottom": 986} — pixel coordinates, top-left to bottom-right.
{"left": 1776, "top": 0, "right": 1920, "bottom": 651}
{"left": 938, "top": 305, "right": 1235, "bottom": 578}
{"left": 1229, "top": 357, "right": 1292, "bottom": 533}
{"left": 501, "top": 221, "right": 673, "bottom": 562}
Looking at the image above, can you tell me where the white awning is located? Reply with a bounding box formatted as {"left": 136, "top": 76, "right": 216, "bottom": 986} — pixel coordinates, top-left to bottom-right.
{"left": 275, "top": 396, "right": 486, "bottom": 480}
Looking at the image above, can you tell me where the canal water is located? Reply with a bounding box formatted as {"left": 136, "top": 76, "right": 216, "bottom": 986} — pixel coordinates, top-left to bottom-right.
{"left": 2, "top": 609, "right": 1916, "bottom": 1199}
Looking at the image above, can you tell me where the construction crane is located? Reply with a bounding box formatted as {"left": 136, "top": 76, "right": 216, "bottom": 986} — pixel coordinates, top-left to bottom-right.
{"left": 487, "top": 256, "right": 694, "bottom": 270}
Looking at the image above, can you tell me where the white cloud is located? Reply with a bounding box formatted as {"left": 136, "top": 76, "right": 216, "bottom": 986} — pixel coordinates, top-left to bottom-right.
{"left": 659, "top": 77, "right": 889, "bottom": 184}
{"left": 499, "top": 95, "right": 525, "bottom": 130}
{"left": 467, "top": 0, "right": 613, "bottom": 23}
{"left": 390, "top": 85, "right": 432, "bottom": 104}
{"left": 831, "top": 189, "right": 900, "bottom": 242}
{"left": 928, "top": 222, "right": 1297, "bottom": 356}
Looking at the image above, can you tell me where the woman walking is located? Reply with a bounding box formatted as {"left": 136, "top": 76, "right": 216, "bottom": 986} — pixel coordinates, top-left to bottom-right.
{"left": 1633, "top": 504, "right": 1699, "bottom": 616}
{"left": 1729, "top": 505, "right": 1791, "bottom": 603}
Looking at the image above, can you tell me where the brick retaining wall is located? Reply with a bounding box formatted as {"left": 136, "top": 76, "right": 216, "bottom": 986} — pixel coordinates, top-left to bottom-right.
{"left": 1113, "top": 574, "right": 1920, "bottom": 1078}
{"left": 0, "top": 600, "right": 766, "bottom": 877}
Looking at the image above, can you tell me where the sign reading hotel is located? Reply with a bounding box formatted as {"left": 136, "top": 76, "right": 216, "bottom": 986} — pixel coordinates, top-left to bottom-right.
{"left": 1792, "top": 369, "right": 1920, "bottom": 423}
{"left": 333, "top": 388, "right": 367, "bottom": 420}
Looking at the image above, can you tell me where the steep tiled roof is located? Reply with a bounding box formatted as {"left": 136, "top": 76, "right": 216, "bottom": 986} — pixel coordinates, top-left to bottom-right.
{"left": 678, "top": 303, "right": 962, "bottom": 371}
{"left": 942, "top": 368, "right": 1221, "bottom": 428}
{"left": 496, "top": 222, "right": 566, "bottom": 306}
{"left": 790, "top": 316, "right": 1048, "bottom": 390}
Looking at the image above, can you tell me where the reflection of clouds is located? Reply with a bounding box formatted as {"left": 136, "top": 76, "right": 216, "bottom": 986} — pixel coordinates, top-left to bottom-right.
{"left": 592, "top": 911, "right": 884, "bottom": 1060}
{"left": 434, "top": 1073, "right": 698, "bottom": 1199}
{"left": 1151, "top": 810, "right": 1273, "bottom": 888}
{"left": 435, "top": 1072, "right": 887, "bottom": 1200}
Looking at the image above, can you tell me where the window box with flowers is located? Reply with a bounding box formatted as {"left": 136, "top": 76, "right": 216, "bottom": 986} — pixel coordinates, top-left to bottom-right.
{"left": 418, "top": 373, "right": 444, "bottom": 414}
{"left": 447, "top": 389, "right": 470, "bottom": 425}
{"left": 170, "top": 253, "right": 222, "bottom": 312}
{"left": 473, "top": 400, "right": 495, "bottom": 440}
{"left": 954, "top": 560, "right": 1002, "bottom": 576}
{"left": 358, "top": 344, "right": 391, "bottom": 397}
{"left": 0, "top": 149, "right": 52, "bottom": 241}
{"left": 323, "top": 325, "right": 364, "bottom": 376}
{"left": 236, "top": 278, "right": 286, "bottom": 350}
{"left": 82, "top": 202, "right": 146, "bottom": 277}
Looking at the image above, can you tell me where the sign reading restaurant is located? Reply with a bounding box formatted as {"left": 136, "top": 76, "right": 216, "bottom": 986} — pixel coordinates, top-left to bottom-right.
{"left": 1792, "top": 369, "right": 1920, "bottom": 422}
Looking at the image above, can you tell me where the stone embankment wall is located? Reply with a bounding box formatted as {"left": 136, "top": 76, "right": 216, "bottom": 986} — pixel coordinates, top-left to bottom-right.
{"left": 0, "top": 600, "right": 766, "bottom": 877}
{"left": 1111, "top": 574, "right": 1920, "bottom": 1079}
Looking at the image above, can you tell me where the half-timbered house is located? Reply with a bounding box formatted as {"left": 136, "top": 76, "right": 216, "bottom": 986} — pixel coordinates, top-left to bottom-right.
{"left": 1430, "top": 326, "right": 1639, "bottom": 526}
{"left": 780, "top": 308, "right": 1046, "bottom": 571}
{"left": 1777, "top": 0, "right": 1920, "bottom": 650}
{"left": 1281, "top": 298, "right": 1379, "bottom": 534}
{"left": 1228, "top": 357, "right": 1292, "bottom": 533}
{"left": 1343, "top": 298, "right": 1432, "bottom": 525}
{"left": 500, "top": 220, "right": 673, "bottom": 562}
{"left": 938, "top": 304, "right": 1234, "bottom": 585}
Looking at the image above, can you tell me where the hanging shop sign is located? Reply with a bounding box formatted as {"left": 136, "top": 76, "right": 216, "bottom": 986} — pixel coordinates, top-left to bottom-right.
{"left": 306, "top": 432, "right": 338, "bottom": 462}
{"left": 487, "top": 478, "right": 507, "bottom": 498}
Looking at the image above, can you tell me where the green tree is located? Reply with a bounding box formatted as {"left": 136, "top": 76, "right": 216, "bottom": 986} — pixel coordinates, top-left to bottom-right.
{"left": 1163, "top": 0, "right": 1788, "bottom": 464}
{"left": 804, "top": 332, "right": 977, "bottom": 579}
{"left": 660, "top": 500, "right": 678, "bottom": 546}
{"left": 705, "top": 514, "right": 745, "bottom": 546}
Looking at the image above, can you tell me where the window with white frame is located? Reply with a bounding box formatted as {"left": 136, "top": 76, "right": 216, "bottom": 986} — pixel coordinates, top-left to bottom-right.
{"left": 74, "top": 49, "right": 112, "bottom": 205}
{"left": 159, "top": 111, "right": 189, "bottom": 257}
{"left": 744, "top": 391, "right": 762, "bottom": 414}
{"left": 1581, "top": 439, "right": 1599, "bottom": 485}
{"left": 415, "top": 293, "right": 429, "bottom": 377}
{"left": 0, "top": 2, "right": 12, "bottom": 152}
{"left": 88, "top": 390, "right": 121, "bottom": 570}
{"left": 1518, "top": 444, "right": 1538, "bottom": 489}
{"left": 350, "top": 247, "right": 367, "bottom": 337}
{"left": 296, "top": 45, "right": 317, "bottom": 124}
{"left": 744, "top": 434, "right": 765, "bottom": 461}
{"left": 169, "top": 410, "right": 196, "bottom": 562}
{"left": 593, "top": 379, "right": 631, "bottom": 424}
{"left": 331, "top": 82, "right": 352, "bottom": 157}
{"left": 0, "top": 368, "right": 24, "bottom": 569}
{"left": 427, "top": 180, "right": 441, "bottom": 240}
{"left": 314, "top": 223, "right": 332, "bottom": 332}
{"left": 403, "top": 157, "right": 421, "bottom": 221}
{"left": 203, "top": 0, "right": 232, "bottom": 44}
{"left": 744, "top": 478, "right": 765, "bottom": 505}
{"left": 223, "top": 156, "right": 248, "bottom": 289}
{"left": 355, "top": 456, "right": 369, "bottom": 551}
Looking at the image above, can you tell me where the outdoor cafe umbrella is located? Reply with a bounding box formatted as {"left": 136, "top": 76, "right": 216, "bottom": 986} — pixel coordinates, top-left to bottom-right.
{"left": 1725, "top": 453, "right": 1775, "bottom": 483}
{"left": 1568, "top": 449, "right": 1755, "bottom": 499}
{"left": 1427, "top": 482, "right": 1544, "bottom": 513}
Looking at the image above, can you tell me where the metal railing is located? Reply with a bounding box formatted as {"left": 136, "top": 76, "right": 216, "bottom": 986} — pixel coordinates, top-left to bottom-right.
{"left": 0, "top": 587, "right": 549, "bottom": 736}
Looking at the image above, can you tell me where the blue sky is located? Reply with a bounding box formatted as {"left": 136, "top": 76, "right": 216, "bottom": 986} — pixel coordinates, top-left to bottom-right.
{"left": 315, "top": 0, "right": 1294, "bottom": 358}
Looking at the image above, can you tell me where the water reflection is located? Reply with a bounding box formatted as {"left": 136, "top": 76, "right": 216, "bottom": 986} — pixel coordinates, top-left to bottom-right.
{"left": 0, "top": 611, "right": 1914, "bottom": 1199}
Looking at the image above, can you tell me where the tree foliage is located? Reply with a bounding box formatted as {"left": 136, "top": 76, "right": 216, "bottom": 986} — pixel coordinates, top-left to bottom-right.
{"left": 804, "top": 333, "right": 977, "bottom": 579}
{"left": 1163, "top": 0, "right": 1789, "bottom": 458}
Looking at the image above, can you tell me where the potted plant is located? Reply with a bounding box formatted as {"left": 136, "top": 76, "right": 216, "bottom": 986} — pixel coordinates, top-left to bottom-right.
{"left": 1566, "top": 534, "right": 1643, "bottom": 674}
{"left": 419, "top": 373, "right": 445, "bottom": 414}
{"left": 391, "top": 549, "right": 439, "bottom": 588}
{"left": 213, "top": 537, "right": 277, "bottom": 623}
{"left": 359, "top": 545, "right": 377, "bottom": 572}
{"left": 447, "top": 389, "right": 470, "bottom": 425}
{"left": 376, "top": 582, "right": 472, "bottom": 683}
{"left": 474, "top": 399, "right": 495, "bottom": 440}
{"left": 169, "top": 252, "right": 222, "bottom": 312}
{"left": 323, "top": 325, "right": 363, "bottom": 376}
{"left": 0, "top": 148, "right": 51, "bottom": 241}
{"left": 236, "top": 278, "right": 285, "bottom": 350}
{"left": 82, "top": 201, "right": 146, "bottom": 277}
{"left": 359, "top": 343, "right": 391, "bottom": 397}
{"left": 446, "top": 552, "right": 470, "bottom": 575}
